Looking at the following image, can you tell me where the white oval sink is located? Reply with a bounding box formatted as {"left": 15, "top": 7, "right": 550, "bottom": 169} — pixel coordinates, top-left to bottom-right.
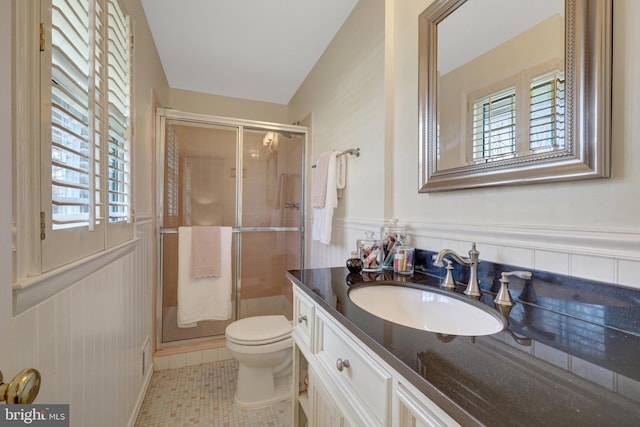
{"left": 348, "top": 284, "right": 506, "bottom": 336}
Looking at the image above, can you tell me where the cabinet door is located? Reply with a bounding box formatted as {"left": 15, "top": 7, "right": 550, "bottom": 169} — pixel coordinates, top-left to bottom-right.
{"left": 396, "top": 383, "right": 459, "bottom": 427}
{"left": 309, "top": 366, "right": 342, "bottom": 427}
{"left": 293, "top": 344, "right": 311, "bottom": 426}
{"left": 399, "top": 403, "right": 435, "bottom": 427}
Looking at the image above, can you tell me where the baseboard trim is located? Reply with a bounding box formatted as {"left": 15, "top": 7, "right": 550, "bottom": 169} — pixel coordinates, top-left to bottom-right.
{"left": 155, "top": 338, "right": 226, "bottom": 357}
{"left": 127, "top": 362, "right": 154, "bottom": 427}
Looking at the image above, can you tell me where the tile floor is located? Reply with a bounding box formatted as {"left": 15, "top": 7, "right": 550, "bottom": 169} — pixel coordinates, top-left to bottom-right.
{"left": 135, "top": 359, "right": 292, "bottom": 426}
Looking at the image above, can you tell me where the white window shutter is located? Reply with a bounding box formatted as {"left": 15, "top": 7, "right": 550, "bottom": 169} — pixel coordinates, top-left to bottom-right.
{"left": 41, "top": 0, "right": 132, "bottom": 271}
{"left": 105, "top": 0, "right": 133, "bottom": 247}
{"left": 472, "top": 87, "right": 517, "bottom": 163}
{"left": 530, "top": 71, "right": 565, "bottom": 153}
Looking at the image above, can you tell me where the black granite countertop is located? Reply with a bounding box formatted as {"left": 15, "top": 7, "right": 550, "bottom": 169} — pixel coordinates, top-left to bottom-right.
{"left": 286, "top": 267, "right": 640, "bottom": 427}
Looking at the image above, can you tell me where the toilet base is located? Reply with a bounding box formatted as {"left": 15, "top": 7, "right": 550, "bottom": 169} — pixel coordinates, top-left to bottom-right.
{"left": 234, "top": 363, "right": 292, "bottom": 409}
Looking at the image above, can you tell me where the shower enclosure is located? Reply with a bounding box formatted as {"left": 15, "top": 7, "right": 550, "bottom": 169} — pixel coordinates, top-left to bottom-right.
{"left": 155, "top": 109, "right": 306, "bottom": 347}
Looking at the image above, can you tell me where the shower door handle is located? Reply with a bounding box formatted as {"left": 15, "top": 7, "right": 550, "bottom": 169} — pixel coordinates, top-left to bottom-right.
{"left": 284, "top": 203, "right": 300, "bottom": 210}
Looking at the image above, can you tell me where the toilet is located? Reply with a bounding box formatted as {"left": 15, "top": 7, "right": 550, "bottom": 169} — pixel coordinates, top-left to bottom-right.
{"left": 225, "top": 315, "right": 293, "bottom": 408}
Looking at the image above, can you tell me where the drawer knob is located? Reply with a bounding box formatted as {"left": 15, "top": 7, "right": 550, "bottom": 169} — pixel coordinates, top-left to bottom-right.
{"left": 336, "top": 358, "right": 350, "bottom": 372}
{"left": 297, "top": 314, "right": 308, "bottom": 324}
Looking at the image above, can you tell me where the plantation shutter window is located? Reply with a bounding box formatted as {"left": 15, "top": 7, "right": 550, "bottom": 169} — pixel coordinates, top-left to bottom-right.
{"left": 107, "top": 0, "right": 131, "bottom": 224}
{"left": 530, "top": 71, "right": 565, "bottom": 153}
{"left": 472, "top": 87, "right": 516, "bottom": 163}
{"left": 468, "top": 66, "right": 565, "bottom": 165}
{"left": 50, "top": 0, "right": 94, "bottom": 229}
{"left": 42, "top": 0, "right": 132, "bottom": 271}
{"left": 166, "top": 124, "right": 179, "bottom": 217}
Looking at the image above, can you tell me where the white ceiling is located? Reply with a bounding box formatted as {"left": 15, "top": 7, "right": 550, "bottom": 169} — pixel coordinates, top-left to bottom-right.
{"left": 140, "top": 0, "right": 359, "bottom": 105}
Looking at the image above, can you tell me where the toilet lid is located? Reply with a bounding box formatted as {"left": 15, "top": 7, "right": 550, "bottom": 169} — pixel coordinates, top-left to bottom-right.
{"left": 226, "top": 315, "right": 292, "bottom": 345}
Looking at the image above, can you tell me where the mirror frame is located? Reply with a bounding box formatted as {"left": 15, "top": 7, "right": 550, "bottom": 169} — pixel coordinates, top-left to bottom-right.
{"left": 418, "top": 0, "right": 612, "bottom": 192}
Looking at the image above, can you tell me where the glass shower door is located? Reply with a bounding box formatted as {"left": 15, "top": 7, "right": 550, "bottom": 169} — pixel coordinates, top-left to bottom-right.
{"left": 160, "top": 120, "right": 238, "bottom": 343}
{"left": 157, "top": 111, "right": 306, "bottom": 346}
{"left": 238, "top": 129, "right": 304, "bottom": 319}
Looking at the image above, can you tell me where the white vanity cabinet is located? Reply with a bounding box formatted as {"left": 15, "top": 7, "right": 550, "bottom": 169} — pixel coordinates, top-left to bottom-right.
{"left": 291, "top": 282, "right": 460, "bottom": 427}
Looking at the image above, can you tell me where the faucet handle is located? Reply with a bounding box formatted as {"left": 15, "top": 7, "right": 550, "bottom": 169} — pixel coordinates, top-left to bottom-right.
{"left": 503, "top": 271, "right": 532, "bottom": 280}
{"left": 494, "top": 271, "right": 532, "bottom": 307}
{"left": 441, "top": 259, "right": 456, "bottom": 290}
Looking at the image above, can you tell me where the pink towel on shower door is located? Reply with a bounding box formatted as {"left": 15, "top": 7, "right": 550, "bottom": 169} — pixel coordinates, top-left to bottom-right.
{"left": 191, "top": 226, "right": 221, "bottom": 278}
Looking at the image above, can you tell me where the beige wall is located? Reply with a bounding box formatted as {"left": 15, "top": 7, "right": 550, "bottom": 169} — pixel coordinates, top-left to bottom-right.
{"left": 288, "top": 0, "right": 386, "bottom": 260}
{"left": 169, "top": 88, "right": 288, "bottom": 123}
{"left": 291, "top": 0, "right": 640, "bottom": 286}
{"left": 393, "top": 0, "right": 639, "bottom": 232}
{"left": 128, "top": 0, "right": 171, "bottom": 217}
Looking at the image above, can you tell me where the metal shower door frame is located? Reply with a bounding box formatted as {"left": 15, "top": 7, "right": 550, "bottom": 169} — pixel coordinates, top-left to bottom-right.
{"left": 154, "top": 108, "right": 307, "bottom": 349}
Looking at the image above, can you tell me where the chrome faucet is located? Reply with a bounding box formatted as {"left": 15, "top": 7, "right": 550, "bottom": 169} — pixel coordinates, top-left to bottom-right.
{"left": 433, "top": 243, "right": 481, "bottom": 297}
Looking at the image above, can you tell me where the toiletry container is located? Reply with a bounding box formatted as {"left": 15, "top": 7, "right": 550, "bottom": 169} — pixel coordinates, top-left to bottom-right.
{"left": 381, "top": 219, "right": 407, "bottom": 270}
{"left": 357, "top": 232, "right": 383, "bottom": 272}
{"left": 393, "top": 246, "right": 415, "bottom": 275}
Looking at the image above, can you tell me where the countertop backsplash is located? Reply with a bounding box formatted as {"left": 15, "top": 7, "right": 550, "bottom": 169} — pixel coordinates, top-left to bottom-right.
{"left": 414, "top": 248, "right": 640, "bottom": 335}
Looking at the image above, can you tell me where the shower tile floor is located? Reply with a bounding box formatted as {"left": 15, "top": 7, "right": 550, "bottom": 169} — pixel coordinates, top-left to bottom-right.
{"left": 135, "top": 359, "right": 292, "bottom": 426}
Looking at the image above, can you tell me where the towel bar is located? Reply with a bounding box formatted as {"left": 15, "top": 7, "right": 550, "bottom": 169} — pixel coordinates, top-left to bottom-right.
{"left": 312, "top": 147, "right": 360, "bottom": 168}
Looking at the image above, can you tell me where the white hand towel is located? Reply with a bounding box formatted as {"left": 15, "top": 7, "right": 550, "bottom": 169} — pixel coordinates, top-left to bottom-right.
{"left": 312, "top": 151, "right": 338, "bottom": 245}
{"left": 177, "top": 226, "right": 233, "bottom": 327}
{"left": 311, "top": 152, "right": 332, "bottom": 208}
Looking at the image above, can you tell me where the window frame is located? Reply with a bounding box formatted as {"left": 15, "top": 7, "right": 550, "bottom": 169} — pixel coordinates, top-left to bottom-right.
{"left": 467, "top": 61, "right": 565, "bottom": 165}
{"left": 12, "top": 0, "right": 134, "bottom": 281}
{"left": 10, "top": 0, "right": 138, "bottom": 317}
{"left": 471, "top": 85, "right": 517, "bottom": 164}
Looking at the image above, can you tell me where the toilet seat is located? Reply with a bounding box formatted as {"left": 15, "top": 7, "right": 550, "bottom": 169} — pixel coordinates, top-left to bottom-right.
{"left": 225, "top": 315, "right": 292, "bottom": 346}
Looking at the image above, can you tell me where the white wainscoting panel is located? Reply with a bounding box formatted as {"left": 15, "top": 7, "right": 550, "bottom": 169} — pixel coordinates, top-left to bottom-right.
{"left": 12, "top": 220, "right": 154, "bottom": 427}
{"left": 308, "top": 217, "right": 640, "bottom": 290}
